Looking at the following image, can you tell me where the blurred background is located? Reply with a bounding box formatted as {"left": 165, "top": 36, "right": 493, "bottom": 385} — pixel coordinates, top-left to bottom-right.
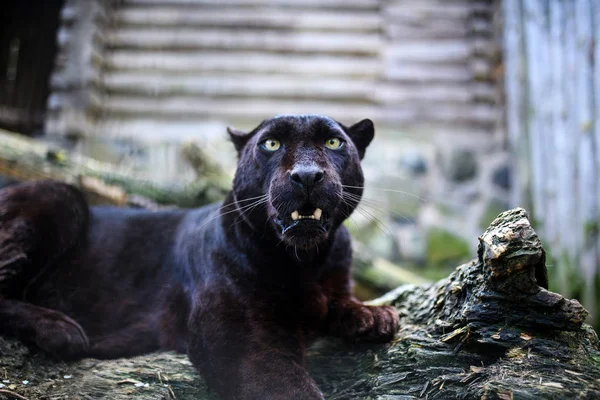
{"left": 0, "top": 0, "right": 598, "bottom": 326}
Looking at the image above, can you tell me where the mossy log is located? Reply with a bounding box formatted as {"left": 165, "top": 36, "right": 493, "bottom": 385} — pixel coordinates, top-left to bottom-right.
{"left": 0, "top": 129, "right": 230, "bottom": 208}
{"left": 0, "top": 208, "right": 598, "bottom": 400}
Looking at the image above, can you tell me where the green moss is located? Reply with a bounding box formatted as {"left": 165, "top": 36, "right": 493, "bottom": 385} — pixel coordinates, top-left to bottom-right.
{"left": 591, "top": 355, "right": 600, "bottom": 369}
{"left": 584, "top": 221, "right": 599, "bottom": 237}
{"left": 425, "top": 228, "right": 471, "bottom": 269}
{"left": 437, "top": 203, "right": 456, "bottom": 217}
{"left": 546, "top": 250, "right": 581, "bottom": 298}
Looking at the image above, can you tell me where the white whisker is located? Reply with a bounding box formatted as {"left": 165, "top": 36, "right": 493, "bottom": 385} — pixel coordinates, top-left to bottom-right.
{"left": 341, "top": 184, "right": 428, "bottom": 203}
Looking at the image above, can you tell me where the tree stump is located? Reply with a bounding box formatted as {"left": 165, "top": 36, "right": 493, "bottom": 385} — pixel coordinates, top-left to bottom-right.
{"left": 0, "top": 210, "right": 598, "bottom": 400}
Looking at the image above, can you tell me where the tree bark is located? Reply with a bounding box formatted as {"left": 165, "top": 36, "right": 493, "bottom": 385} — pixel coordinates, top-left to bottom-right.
{"left": 0, "top": 208, "right": 598, "bottom": 400}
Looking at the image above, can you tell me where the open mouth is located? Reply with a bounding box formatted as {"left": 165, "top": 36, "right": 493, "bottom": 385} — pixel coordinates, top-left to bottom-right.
{"left": 277, "top": 208, "right": 327, "bottom": 235}
{"left": 291, "top": 208, "right": 322, "bottom": 222}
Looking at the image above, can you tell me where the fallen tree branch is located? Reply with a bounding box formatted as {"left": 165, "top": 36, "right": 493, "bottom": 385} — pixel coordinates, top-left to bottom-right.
{"left": 0, "top": 208, "right": 598, "bottom": 399}
{"left": 0, "top": 129, "right": 230, "bottom": 207}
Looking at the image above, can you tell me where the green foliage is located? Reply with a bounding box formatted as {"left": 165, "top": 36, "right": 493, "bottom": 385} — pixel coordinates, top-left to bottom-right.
{"left": 584, "top": 220, "right": 599, "bottom": 237}
{"left": 425, "top": 228, "right": 470, "bottom": 269}
{"left": 546, "top": 249, "right": 600, "bottom": 330}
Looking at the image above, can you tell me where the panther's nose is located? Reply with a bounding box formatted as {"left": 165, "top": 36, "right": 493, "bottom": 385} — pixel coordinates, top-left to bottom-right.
{"left": 290, "top": 166, "right": 325, "bottom": 193}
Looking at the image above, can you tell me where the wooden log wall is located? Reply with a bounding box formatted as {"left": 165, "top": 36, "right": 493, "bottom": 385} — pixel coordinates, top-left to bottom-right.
{"left": 504, "top": 0, "right": 600, "bottom": 322}
{"left": 45, "top": 0, "right": 500, "bottom": 139}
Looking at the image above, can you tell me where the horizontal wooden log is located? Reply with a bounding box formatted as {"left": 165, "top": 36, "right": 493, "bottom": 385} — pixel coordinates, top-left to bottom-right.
{"left": 103, "top": 73, "right": 375, "bottom": 101}
{"left": 0, "top": 208, "right": 598, "bottom": 399}
{"left": 106, "top": 28, "right": 382, "bottom": 54}
{"left": 115, "top": 7, "right": 381, "bottom": 31}
{"left": 104, "top": 50, "right": 380, "bottom": 77}
{"left": 125, "top": 0, "right": 379, "bottom": 9}
{"left": 102, "top": 96, "right": 378, "bottom": 121}
{"left": 385, "top": 41, "right": 472, "bottom": 63}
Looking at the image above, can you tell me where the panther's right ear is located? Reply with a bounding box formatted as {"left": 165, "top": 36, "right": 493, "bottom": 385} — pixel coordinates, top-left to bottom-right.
{"left": 227, "top": 126, "right": 251, "bottom": 153}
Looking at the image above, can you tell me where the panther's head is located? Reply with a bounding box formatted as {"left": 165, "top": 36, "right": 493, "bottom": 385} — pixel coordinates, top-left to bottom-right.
{"left": 228, "top": 115, "right": 374, "bottom": 250}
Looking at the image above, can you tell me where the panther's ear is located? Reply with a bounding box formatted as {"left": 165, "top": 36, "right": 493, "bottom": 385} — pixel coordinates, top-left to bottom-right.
{"left": 346, "top": 119, "right": 374, "bottom": 159}
{"left": 227, "top": 126, "right": 251, "bottom": 153}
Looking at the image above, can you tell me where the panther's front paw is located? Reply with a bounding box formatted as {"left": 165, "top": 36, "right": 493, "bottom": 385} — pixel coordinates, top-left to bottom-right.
{"left": 330, "top": 300, "right": 399, "bottom": 342}
{"left": 33, "top": 309, "right": 89, "bottom": 359}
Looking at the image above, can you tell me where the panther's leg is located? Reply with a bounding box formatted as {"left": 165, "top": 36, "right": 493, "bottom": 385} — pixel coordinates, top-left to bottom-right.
{"left": 188, "top": 290, "right": 324, "bottom": 400}
{"left": 0, "top": 300, "right": 89, "bottom": 358}
{"left": 0, "top": 180, "right": 90, "bottom": 359}
{"left": 318, "top": 230, "right": 400, "bottom": 342}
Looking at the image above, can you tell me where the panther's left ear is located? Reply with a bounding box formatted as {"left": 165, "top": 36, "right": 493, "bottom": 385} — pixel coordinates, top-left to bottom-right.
{"left": 346, "top": 119, "right": 374, "bottom": 159}
{"left": 227, "top": 126, "right": 251, "bottom": 153}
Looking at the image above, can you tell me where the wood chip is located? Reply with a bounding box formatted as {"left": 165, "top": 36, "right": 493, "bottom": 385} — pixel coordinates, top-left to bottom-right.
{"left": 116, "top": 379, "right": 141, "bottom": 385}
{"left": 564, "top": 370, "right": 583, "bottom": 376}
{"left": 520, "top": 332, "right": 533, "bottom": 341}
{"left": 542, "top": 382, "right": 564, "bottom": 389}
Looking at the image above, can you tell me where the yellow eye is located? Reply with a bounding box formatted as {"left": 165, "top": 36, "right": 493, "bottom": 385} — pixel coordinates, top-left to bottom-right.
{"left": 261, "top": 138, "right": 281, "bottom": 151}
{"left": 325, "top": 138, "right": 343, "bottom": 150}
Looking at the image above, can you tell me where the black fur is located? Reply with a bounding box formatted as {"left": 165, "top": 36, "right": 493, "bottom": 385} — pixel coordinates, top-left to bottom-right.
{"left": 0, "top": 115, "right": 399, "bottom": 399}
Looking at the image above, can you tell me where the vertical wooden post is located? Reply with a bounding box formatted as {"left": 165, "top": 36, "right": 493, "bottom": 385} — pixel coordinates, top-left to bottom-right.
{"left": 45, "top": 0, "right": 116, "bottom": 138}
{"left": 505, "top": 0, "right": 599, "bottom": 323}
{"left": 504, "top": 0, "right": 532, "bottom": 210}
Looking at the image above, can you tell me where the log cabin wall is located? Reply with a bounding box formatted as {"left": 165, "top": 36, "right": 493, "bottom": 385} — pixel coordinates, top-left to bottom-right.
{"left": 504, "top": 0, "right": 599, "bottom": 321}
{"left": 45, "top": 0, "right": 501, "bottom": 139}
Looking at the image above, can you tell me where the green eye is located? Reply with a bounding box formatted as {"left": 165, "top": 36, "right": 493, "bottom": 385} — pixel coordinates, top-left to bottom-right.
{"left": 325, "top": 138, "right": 343, "bottom": 150}
{"left": 261, "top": 138, "right": 281, "bottom": 152}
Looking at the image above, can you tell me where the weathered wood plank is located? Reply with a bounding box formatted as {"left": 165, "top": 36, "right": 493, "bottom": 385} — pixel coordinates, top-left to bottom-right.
{"left": 384, "top": 64, "right": 472, "bottom": 82}
{"left": 561, "top": 0, "right": 581, "bottom": 281}
{"left": 375, "top": 82, "right": 495, "bottom": 104}
{"left": 116, "top": 7, "right": 381, "bottom": 31}
{"left": 126, "top": 0, "right": 379, "bottom": 9}
{"left": 103, "top": 73, "right": 375, "bottom": 101}
{"left": 385, "top": 41, "right": 471, "bottom": 63}
{"left": 550, "top": 1, "right": 578, "bottom": 291}
{"left": 503, "top": 0, "right": 525, "bottom": 210}
{"left": 385, "top": 2, "right": 472, "bottom": 20}
{"left": 103, "top": 96, "right": 378, "bottom": 121}
{"left": 505, "top": 0, "right": 600, "bottom": 324}
{"left": 106, "top": 27, "right": 382, "bottom": 54}
{"left": 522, "top": 0, "right": 548, "bottom": 224}
{"left": 379, "top": 103, "right": 497, "bottom": 126}
{"left": 594, "top": 0, "right": 600, "bottom": 282}
{"left": 104, "top": 51, "right": 380, "bottom": 77}
{"left": 103, "top": 72, "right": 496, "bottom": 105}
{"left": 385, "top": 22, "right": 469, "bottom": 40}
{"left": 574, "top": 0, "right": 598, "bottom": 321}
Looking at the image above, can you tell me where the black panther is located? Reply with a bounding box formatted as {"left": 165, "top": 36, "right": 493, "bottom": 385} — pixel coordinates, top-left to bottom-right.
{"left": 0, "top": 115, "right": 400, "bottom": 399}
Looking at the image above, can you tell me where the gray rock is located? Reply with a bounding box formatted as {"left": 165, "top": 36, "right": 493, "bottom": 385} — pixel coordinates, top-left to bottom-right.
{"left": 399, "top": 151, "right": 427, "bottom": 176}
{"left": 492, "top": 164, "right": 512, "bottom": 190}
{"left": 442, "top": 149, "right": 478, "bottom": 182}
